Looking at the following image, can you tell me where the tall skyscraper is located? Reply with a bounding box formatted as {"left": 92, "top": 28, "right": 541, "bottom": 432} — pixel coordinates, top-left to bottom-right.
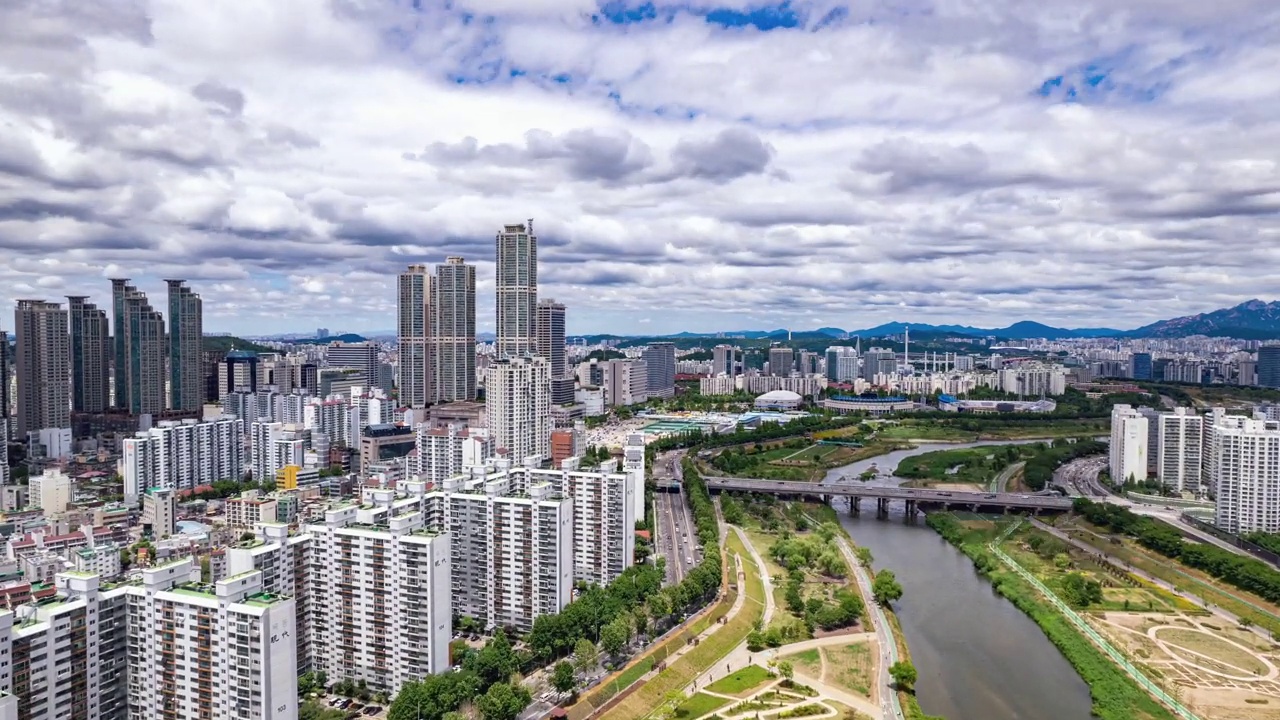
{"left": 0, "top": 328, "right": 10, "bottom": 419}
{"left": 536, "top": 298, "right": 573, "bottom": 405}
{"left": 495, "top": 221, "right": 537, "bottom": 358}
{"left": 1131, "top": 352, "right": 1153, "bottom": 381}
{"left": 1259, "top": 346, "right": 1280, "bottom": 389}
{"left": 397, "top": 264, "right": 431, "bottom": 408}
{"left": 433, "top": 256, "right": 476, "bottom": 402}
{"left": 486, "top": 356, "right": 551, "bottom": 462}
{"left": 111, "top": 280, "right": 166, "bottom": 414}
{"left": 641, "top": 342, "right": 676, "bottom": 399}
{"left": 327, "top": 341, "right": 383, "bottom": 390}
{"left": 1109, "top": 404, "right": 1148, "bottom": 484}
{"left": 166, "top": 280, "right": 203, "bottom": 412}
{"left": 825, "top": 346, "right": 856, "bottom": 382}
{"left": 67, "top": 296, "right": 111, "bottom": 414}
{"left": 1158, "top": 408, "right": 1203, "bottom": 495}
{"left": 14, "top": 300, "right": 70, "bottom": 438}
{"left": 768, "top": 347, "right": 794, "bottom": 377}
{"left": 1212, "top": 415, "right": 1280, "bottom": 534}
{"left": 712, "top": 344, "right": 737, "bottom": 377}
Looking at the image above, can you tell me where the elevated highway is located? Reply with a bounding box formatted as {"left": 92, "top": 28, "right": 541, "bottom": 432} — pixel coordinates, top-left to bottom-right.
{"left": 703, "top": 476, "right": 1074, "bottom": 513}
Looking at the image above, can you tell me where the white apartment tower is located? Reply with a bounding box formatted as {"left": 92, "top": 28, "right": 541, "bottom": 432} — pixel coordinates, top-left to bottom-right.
{"left": 495, "top": 222, "right": 537, "bottom": 359}
{"left": 552, "top": 461, "right": 637, "bottom": 586}
{"left": 1109, "top": 404, "right": 1149, "bottom": 484}
{"left": 306, "top": 496, "right": 451, "bottom": 692}
{"left": 251, "top": 421, "right": 307, "bottom": 481}
{"left": 1212, "top": 416, "right": 1280, "bottom": 534}
{"left": 122, "top": 416, "right": 244, "bottom": 504}
{"left": 397, "top": 264, "right": 431, "bottom": 408}
{"left": 623, "top": 433, "right": 646, "bottom": 522}
{"left": 486, "top": 356, "right": 551, "bottom": 464}
{"left": 1158, "top": 408, "right": 1204, "bottom": 495}
{"left": 227, "top": 522, "right": 313, "bottom": 674}
{"left": 412, "top": 424, "right": 493, "bottom": 485}
{"left": 603, "top": 359, "right": 648, "bottom": 407}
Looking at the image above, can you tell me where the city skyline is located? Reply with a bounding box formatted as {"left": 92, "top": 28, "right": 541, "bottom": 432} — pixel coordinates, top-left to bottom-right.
{"left": 3, "top": 2, "right": 1279, "bottom": 336}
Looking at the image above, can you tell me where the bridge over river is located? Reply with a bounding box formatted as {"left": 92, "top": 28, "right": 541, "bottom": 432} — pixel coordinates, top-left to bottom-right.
{"left": 703, "top": 476, "right": 1074, "bottom": 515}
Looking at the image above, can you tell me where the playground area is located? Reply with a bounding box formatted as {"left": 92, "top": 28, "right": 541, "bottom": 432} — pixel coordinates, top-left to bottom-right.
{"left": 1092, "top": 612, "right": 1280, "bottom": 719}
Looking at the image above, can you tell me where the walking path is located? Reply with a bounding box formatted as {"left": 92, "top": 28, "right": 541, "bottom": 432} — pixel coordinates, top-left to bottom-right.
{"left": 837, "top": 532, "right": 906, "bottom": 720}
{"left": 991, "top": 520, "right": 1201, "bottom": 720}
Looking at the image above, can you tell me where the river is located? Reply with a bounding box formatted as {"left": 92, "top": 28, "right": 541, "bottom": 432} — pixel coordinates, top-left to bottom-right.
{"left": 829, "top": 441, "right": 1095, "bottom": 720}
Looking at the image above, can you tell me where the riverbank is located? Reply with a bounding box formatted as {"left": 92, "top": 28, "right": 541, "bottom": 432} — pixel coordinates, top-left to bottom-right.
{"left": 926, "top": 513, "right": 1180, "bottom": 720}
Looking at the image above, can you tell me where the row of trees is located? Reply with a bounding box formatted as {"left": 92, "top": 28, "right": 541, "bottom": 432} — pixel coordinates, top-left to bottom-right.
{"left": 1075, "top": 499, "right": 1280, "bottom": 606}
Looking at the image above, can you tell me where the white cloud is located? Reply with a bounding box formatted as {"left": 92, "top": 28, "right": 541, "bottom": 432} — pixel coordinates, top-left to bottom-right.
{"left": 1, "top": 0, "right": 1279, "bottom": 335}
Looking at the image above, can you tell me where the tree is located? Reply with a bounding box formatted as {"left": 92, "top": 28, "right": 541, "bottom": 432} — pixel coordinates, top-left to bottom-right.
{"left": 872, "top": 570, "right": 904, "bottom": 606}
{"left": 648, "top": 592, "right": 671, "bottom": 622}
{"left": 889, "top": 661, "right": 918, "bottom": 691}
{"left": 573, "top": 638, "right": 598, "bottom": 673}
{"left": 465, "top": 630, "right": 520, "bottom": 690}
{"left": 600, "top": 615, "right": 631, "bottom": 656}
{"left": 389, "top": 673, "right": 482, "bottom": 720}
{"left": 552, "top": 661, "right": 576, "bottom": 694}
{"left": 855, "top": 546, "right": 874, "bottom": 567}
{"left": 476, "top": 682, "right": 531, "bottom": 720}
{"left": 772, "top": 659, "right": 794, "bottom": 681}
{"left": 1060, "top": 573, "right": 1102, "bottom": 608}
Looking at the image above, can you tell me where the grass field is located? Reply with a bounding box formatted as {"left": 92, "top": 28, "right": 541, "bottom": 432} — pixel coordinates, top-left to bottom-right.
{"left": 878, "top": 424, "right": 978, "bottom": 441}
{"left": 824, "top": 643, "right": 874, "bottom": 699}
{"left": 783, "top": 648, "right": 823, "bottom": 679}
{"left": 673, "top": 692, "right": 730, "bottom": 719}
{"left": 705, "top": 665, "right": 774, "bottom": 696}
{"left": 1060, "top": 520, "right": 1280, "bottom": 635}
{"left": 894, "top": 446, "right": 1004, "bottom": 487}
{"left": 607, "top": 533, "right": 765, "bottom": 720}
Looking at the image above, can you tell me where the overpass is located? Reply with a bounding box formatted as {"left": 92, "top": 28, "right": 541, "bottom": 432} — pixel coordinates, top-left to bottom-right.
{"left": 703, "top": 476, "right": 1074, "bottom": 514}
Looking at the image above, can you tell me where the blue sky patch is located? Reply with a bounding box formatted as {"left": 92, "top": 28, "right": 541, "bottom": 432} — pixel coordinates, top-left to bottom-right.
{"left": 593, "top": 1, "right": 815, "bottom": 31}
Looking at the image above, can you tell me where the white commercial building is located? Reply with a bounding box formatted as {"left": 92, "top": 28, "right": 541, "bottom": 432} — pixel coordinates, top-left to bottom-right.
{"left": 486, "top": 356, "right": 551, "bottom": 464}
{"left": 28, "top": 469, "right": 71, "bottom": 514}
{"left": 141, "top": 487, "right": 177, "bottom": 538}
{"left": 121, "top": 416, "right": 244, "bottom": 504}
{"left": 603, "top": 359, "right": 649, "bottom": 407}
{"left": 306, "top": 494, "right": 451, "bottom": 692}
{"left": 623, "top": 433, "right": 646, "bottom": 522}
{"left": 1212, "top": 416, "right": 1280, "bottom": 534}
{"left": 227, "top": 491, "right": 281, "bottom": 529}
{"left": 1158, "top": 408, "right": 1204, "bottom": 495}
{"left": 1110, "top": 404, "right": 1149, "bottom": 484}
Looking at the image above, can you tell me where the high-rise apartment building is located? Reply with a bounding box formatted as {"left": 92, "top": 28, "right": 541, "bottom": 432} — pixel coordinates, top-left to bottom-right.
{"left": 14, "top": 300, "right": 70, "bottom": 440}
{"left": 166, "top": 280, "right": 204, "bottom": 412}
{"left": 495, "top": 222, "right": 537, "bottom": 358}
{"left": 603, "top": 359, "right": 648, "bottom": 407}
{"left": 486, "top": 356, "right": 551, "bottom": 463}
{"left": 1259, "top": 346, "right": 1280, "bottom": 389}
{"left": 641, "top": 342, "right": 676, "bottom": 399}
{"left": 1109, "top": 404, "right": 1149, "bottom": 484}
{"left": 251, "top": 421, "right": 307, "bottom": 481}
{"left": 306, "top": 495, "right": 451, "bottom": 691}
{"left": 1158, "top": 408, "right": 1204, "bottom": 495}
{"left": 412, "top": 424, "right": 493, "bottom": 485}
{"left": 433, "top": 257, "right": 476, "bottom": 402}
{"left": 553, "top": 461, "right": 637, "bottom": 586}
{"left": 421, "top": 474, "right": 573, "bottom": 632}
{"left": 863, "top": 347, "right": 897, "bottom": 380}
{"left": 712, "top": 344, "right": 737, "bottom": 377}
{"left": 1212, "top": 415, "right": 1280, "bottom": 534}
{"left": 67, "top": 296, "right": 110, "bottom": 413}
{"left": 768, "top": 347, "right": 794, "bottom": 377}
{"left": 397, "top": 264, "right": 431, "bottom": 408}
{"left": 111, "top": 280, "right": 166, "bottom": 415}
{"left": 536, "top": 298, "right": 573, "bottom": 405}
{"left": 226, "top": 523, "right": 313, "bottom": 674}
{"left": 121, "top": 416, "right": 244, "bottom": 503}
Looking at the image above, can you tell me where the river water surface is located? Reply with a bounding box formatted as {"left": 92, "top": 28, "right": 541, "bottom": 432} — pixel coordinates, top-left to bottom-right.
{"left": 830, "top": 441, "right": 1094, "bottom": 720}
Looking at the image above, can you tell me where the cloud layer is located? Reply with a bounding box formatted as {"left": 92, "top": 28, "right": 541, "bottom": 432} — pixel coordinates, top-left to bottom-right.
{"left": 2, "top": 0, "right": 1279, "bottom": 335}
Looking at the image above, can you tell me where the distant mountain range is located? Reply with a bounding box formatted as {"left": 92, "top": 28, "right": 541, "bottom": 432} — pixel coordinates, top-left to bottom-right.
{"left": 654, "top": 300, "right": 1280, "bottom": 341}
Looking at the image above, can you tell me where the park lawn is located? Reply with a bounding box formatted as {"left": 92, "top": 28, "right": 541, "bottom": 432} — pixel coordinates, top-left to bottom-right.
{"left": 705, "top": 664, "right": 775, "bottom": 696}
{"left": 781, "top": 648, "right": 822, "bottom": 679}
{"left": 785, "top": 444, "right": 841, "bottom": 463}
{"left": 1063, "top": 522, "right": 1280, "bottom": 635}
{"left": 823, "top": 643, "right": 874, "bottom": 699}
{"left": 979, "top": 421, "right": 1107, "bottom": 439}
{"left": 894, "top": 447, "right": 1004, "bottom": 486}
{"left": 673, "top": 692, "right": 730, "bottom": 719}
{"left": 878, "top": 424, "right": 978, "bottom": 441}
{"left": 607, "top": 534, "right": 766, "bottom": 720}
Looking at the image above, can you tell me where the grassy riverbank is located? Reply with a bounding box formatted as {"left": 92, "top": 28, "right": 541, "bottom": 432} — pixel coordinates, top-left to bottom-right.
{"left": 926, "top": 513, "right": 1178, "bottom": 720}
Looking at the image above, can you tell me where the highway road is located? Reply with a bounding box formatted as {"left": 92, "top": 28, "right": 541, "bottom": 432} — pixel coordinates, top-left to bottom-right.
{"left": 704, "top": 476, "right": 1075, "bottom": 511}
{"left": 654, "top": 450, "right": 700, "bottom": 584}
{"left": 1053, "top": 455, "right": 1109, "bottom": 497}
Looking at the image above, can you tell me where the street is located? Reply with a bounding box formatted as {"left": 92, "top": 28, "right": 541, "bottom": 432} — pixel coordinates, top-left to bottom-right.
{"left": 1053, "top": 455, "right": 1109, "bottom": 497}
{"left": 653, "top": 450, "right": 700, "bottom": 584}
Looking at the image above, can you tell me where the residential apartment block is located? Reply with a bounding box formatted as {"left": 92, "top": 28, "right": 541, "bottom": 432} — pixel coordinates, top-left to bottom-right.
{"left": 412, "top": 424, "right": 493, "bottom": 486}
{"left": 1158, "top": 408, "right": 1204, "bottom": 495}
{"left": 122, "top": 416, "right": 244, "bottom": 504}
{"left": 1109, "top": 404, "right": 1149, "bottom": 484}
{"left": 1212, "top": 416, "right": 1280, "bottom": 534}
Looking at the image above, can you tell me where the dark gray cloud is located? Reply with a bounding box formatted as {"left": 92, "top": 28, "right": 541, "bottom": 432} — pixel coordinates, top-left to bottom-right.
{"left": 192, "top": 80, "right": 246, "bottom": 116}
{"left": 669, "top": 128, "right": 773, "bottom": 182}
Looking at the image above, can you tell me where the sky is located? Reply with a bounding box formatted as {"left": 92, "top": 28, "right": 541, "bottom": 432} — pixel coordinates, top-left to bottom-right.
{"left": 2, "top": 0, "right": 1279, "bottom": 337}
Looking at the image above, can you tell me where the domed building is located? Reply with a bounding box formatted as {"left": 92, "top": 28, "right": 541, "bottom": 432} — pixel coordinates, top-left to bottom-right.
{"left": 754, "top": 389, "right": 803, "bottom": 410}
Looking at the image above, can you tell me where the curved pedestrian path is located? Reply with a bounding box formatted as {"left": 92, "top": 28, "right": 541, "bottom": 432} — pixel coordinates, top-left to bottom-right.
{"left": 991, "top": 520, "right": 1201, "bottom": 720}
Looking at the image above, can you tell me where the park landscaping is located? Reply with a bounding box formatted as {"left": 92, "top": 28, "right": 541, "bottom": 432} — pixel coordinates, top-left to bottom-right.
{"left": 707, "top": 436, "right": 910, "bottom": 483}
{"left": 705, "top": 665, "right": 774, "bottom": 696}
